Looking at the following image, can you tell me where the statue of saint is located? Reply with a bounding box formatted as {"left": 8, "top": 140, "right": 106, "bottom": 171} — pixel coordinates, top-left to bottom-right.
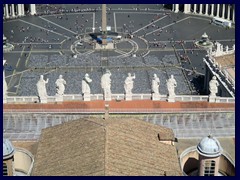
{"left": 55, "top": 75, "right": 66, "bottom": 96}
{"left": 82, "top": 73, "right": 92, "bottom": 94}
{"left": 36, "top": 75, "right": 49, "bottom": 100}
{"left": 209, "top": 76, "right": 219, "bottom": 96}
{"left": 166, "top": 75, "right": 177, "bottom": 97}
{"left": 124, "top": 73, "right": 136, "bottom": 94}
{"left": 151, "top": 74, "right": 160, "bottom": 94}
{"left": 101, "top": 70, "right": 112, "bottom": 98}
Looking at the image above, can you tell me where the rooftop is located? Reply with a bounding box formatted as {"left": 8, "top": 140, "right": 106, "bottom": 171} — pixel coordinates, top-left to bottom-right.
{"left": 215, "top": 54, "right": 235, "bottom": 81}
{"left": 32, "top": 117, "right": 181, "bottom": 176}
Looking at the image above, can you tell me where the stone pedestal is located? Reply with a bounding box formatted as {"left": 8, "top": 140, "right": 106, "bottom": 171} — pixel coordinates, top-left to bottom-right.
{"left": 208, "top": 96, "right": 217, "bottom": 103}
{"left": 55, "top": 95, "right": 63, "bottom": 102}
{"left": 95, "top": 42, "right": 114, "bottom": 50}
{"left": 152, "top": 93, "right": 160, "bottom": 101}
{"left": 125, "top": 94, "right": 132, "bottom": 101}
{"left": 83, "top": 93, "right": 91, "bottom": 101}
{"left": 104, "top": 96, "right": 111, "bottom": 101}
{"left": 167, "top": 95, "right": 175, "bottom": 102}
{"left": 39, "top": 97, "right": 48, "bottom": 104}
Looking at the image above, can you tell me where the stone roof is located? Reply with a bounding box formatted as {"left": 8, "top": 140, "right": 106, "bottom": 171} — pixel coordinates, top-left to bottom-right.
{"left": 32, "top": 118, "right": 181, "bottom": 176}
{"left": 214, "top": 54, "right": 235, "bottom": 67}
{"left": 215, "top": 54, "right": 235, "bottom": 80}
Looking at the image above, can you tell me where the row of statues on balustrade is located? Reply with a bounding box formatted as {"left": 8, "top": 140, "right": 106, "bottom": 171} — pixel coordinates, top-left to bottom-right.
{"left": 208, "top": 42, "right": 235, "bottom": 57}
{"left": 36, "top": 69, "right": 219, "bottom": 103}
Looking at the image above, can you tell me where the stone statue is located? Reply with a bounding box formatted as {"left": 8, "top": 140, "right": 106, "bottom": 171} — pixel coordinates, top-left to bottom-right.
{"left": 209, "top": 76, "right": 219, "bottom": 97}
{"left": 36, "top": 75, "right": 49, "bottom": 102}
{"left": 215, "top": 42, "right": 221, "bottom": 56}
{"left": 220, "top": 44, "right": 223, "bottom": 52}
{"left": 166, "top": 75, "right": 177, "bottom": 97}
{"left": 55, "top": 75, "right": 66, "bottom": 96}
{"left": 124, "top": 73, "right": 135, "bottom": 94}
{"left": 207, "top": 47, "right": 212, "bottom": 56}
{"left": 82, "top": 73, "right": 92, "bottom": 94}
{"left": 151, "top": 74, "right": 160, "bottom": 94}
{"left": 101, "top": 69, "right": 112, "bottom": 100}
{"left": 225, "top": 45, "right": 229, "bottom": 53}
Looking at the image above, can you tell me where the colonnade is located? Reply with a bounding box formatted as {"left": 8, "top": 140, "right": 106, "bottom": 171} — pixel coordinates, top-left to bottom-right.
{"left": 172, "top": 4, "right": 235, "bottom": 23}
{"left": 3, "top": 4, "right": 36, "bottom": 19}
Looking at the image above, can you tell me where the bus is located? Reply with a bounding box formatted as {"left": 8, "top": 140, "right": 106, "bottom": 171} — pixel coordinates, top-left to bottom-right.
{"left": 212, "top": 17, "right": 231, "bottom": 28}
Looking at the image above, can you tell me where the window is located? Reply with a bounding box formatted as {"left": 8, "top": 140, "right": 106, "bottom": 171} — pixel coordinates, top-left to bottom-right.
{"left": 204, "top": 160, "right": 215, "bottom": 176}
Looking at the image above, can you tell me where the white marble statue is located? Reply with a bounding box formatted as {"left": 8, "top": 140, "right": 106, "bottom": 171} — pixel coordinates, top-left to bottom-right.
{"left": 82, "top": 73, "right": 92, "bottom": 94}
{"left": 151, "top": 74, "right": 160, "bottom": 94}
{"left": 220, "top": 44, "right": 223, "bottom": 52}
{"left": 166, "top": 75, "right": 177, "bottom": 97}
{"left": 225, "top": 45, "right": 229, "bottom": 53}
{"left": 101, "top": 69, "right": 112, "bottom": 100}
{"left": 208, "top": 47, "right": 212, "bottom": 56}
{"left": 55, "top": 75, "right": 66, "bottom": 96}
{"left": 209, "top": 76, "right": 219, "bottom": 97}
{"left": 36, "top": 75, "right": 49, "bottom": 102}
{"left": 124, "top": 73, "right": 135, "bottom": 94}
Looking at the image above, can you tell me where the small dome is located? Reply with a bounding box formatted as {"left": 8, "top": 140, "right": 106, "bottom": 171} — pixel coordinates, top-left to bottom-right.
{"left": 3, "top": 139, "right": 15, "bottom": 159}
{"left": 197, "top": 135, "right": 222, "bottom": 157}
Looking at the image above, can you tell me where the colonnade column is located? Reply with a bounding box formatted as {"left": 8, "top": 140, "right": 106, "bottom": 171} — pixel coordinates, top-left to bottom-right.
{"left": 11, "top": 4, "right": 15, "bottom": 17}
{"left": 30, "top": 4, "right": 36, "bottom": 15}
{"left": 211, "top": 4, "right": 214, "bottom": 16}
{"left": 222, "top": 4, "right": 225, "bottom": 19}
{"left": 205, "top": 4, "right": 209, "bottom": 15}
{"left": 21, "top": 4, "right": 25, "bottom": 16}
{"left": 5, "top": 4, "right": 9, "bottom": 18}
{"left": 194, "top": 4, "right": 197, "bottom": 13}
{"left": 175, "top": 4, "right": 179, "bottom": 13}
{"left": 184, "top": 4, "right": 190, "bottom": 13}
{"left": 4, "top": 5, "right": 6, "bottom": 17}
{"left": 17, "top": 4, "right": 22, "bottom": 16}
{"left": 216, "top": 4, "right": 220, "bottom": 17}
{"left": 232, "top": 8, "right": 235, "bottom": 23}
{"left": 199, "top": 4, "right": 203, "bottom": 14}
{"left": 227, "top": 5, "right": 230, "bottom": 20}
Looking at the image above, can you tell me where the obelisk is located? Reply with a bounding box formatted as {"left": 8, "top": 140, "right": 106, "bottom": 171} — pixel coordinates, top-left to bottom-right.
{"left": 101, "top": 4, "right": 107, "bottom": 45}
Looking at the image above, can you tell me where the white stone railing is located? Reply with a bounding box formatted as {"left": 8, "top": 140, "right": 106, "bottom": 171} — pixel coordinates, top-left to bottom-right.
{"left": 5, "top": 94, "right": 235, "bottom": 104}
